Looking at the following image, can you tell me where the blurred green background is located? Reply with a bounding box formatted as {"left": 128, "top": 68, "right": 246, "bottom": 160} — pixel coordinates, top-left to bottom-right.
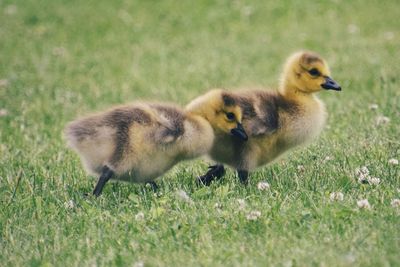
{"left": 1, "top": 0, "right": 399, "bottom": 266}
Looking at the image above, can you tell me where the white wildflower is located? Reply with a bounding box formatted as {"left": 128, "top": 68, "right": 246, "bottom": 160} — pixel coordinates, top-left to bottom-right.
{"left": 390, "top": 199, "right": 400, "bottom": 208}
{"left": 299, "top": 32, "right": 308, "bottom": 41}
{"left": 361, "top": 166, "right": 369, "bottom": 174}
{"left": 355, "top": 166, "right": 370, "bottom": 183}
{"left": 64, "top": 199, "right": 75, "bottom": 209}
{"left": 388, "top": 158, "right": 398, "bottom": 165}
{"left": 246, "top": 210, "right": 261, "bottom": 221}
{"left": 343, "top": 253, "right": 356, "bottom": 264}
{"left": 330, "top": 192, "right": 344, "bottom": 201}
{"left": 357, "top": 199, "right": 371, "bottom": 209}
{"left": 0, "top": 79, "right": 8, "bottom": 87}
{"left": 214, "top": 202, "right": 222, "bottom": 209}
{"left": 356, "top": 166, "right": 369, "bottom": 176}
{"left": 242, "top": 5, "right": 254, "bottom": 17}
{"left": 0, "top": 109, "right": 8, "bottom": 117}
{"left": 4, "top": 5, "right": 17, "bottom": 15}
{"left": 257, "top": 181, "right": 270, "bottom": 191}
{"left": 283, "top": 260, "right": 294, "bottom": 267}
{"left": 118, "top": 10, "right": 133, "bottom": 24}
{"left": 133, "top": 261, "right": 144, "bottom": 267}
{"left": 52, "top": 46, "right": 67, "bottom": 57}
{"left": 237, "top": 198, "right": 246, "bottom": 210}
{"left": 324, "top": 156, "right": 333, "bottom": 162}
{"left": 347, "top": 24, "right": 359, "bottom": 34}
{"left": 383, "top": 31, "right": 395, "bottom": 40}
{"left": 368, "top": 177, "right": 381, "bottom": 185}
{"left": 297, "top": 165, "right": 305, "bottom": 172}
{"left": 135, "top": 212, "right": 145, "bottom": 221}
{"left": 376, "top": 115, "right": 390, "bottom": 125}
{"left": 175, "top": 190, "right": 193, "bottom": 204}
{"left": 355, "top": 166, "right": 381, "bottom": 185}
{"left": 368, "top": 103, "right": 378, "bottom": 110}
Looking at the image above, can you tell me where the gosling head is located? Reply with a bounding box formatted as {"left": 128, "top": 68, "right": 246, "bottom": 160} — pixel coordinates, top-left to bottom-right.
{"left": 186, "top": 89, "right": 248, "bottom": 141}
{"left": 280, "top": 51, "right": 341, "bottom": 94}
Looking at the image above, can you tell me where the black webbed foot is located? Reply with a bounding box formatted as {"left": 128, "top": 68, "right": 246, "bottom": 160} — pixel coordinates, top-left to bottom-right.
{"left": 197, "top": 164, "right": 225, "bottom": 186}
{"left": 237, "top": 169, "right": 249, "bottom": 185}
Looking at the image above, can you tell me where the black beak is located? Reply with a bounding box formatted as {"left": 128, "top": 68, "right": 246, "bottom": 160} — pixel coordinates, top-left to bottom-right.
{"left": 231, "top": 123, "right": 248, "bottom": 141}
{"left": 321, "top": 76, "right": 341, "bottom": 91}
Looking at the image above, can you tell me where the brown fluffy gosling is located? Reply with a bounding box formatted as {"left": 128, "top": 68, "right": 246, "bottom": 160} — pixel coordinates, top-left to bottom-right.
{"left": 195, "top": 51, "right": 341, "bottom": 185}
{"left": 65, "top": 99, "right": 247, "bottom": 196}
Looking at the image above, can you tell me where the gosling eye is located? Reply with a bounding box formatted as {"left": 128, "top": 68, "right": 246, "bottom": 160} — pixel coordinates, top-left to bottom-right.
{"left": 226, "top": 112, "right": 235, "bottom": 121}
{"left": 308, "top": 68, "right": 321, "bottom": 77}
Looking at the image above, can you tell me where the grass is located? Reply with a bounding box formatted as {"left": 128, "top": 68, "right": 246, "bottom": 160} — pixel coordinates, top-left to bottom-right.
{"left": 1, "top": 0, "right": 399, "bottom": 266}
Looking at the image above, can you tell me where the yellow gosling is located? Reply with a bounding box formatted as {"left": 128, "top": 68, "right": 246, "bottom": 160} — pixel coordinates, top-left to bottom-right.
{"left": 194, "top": 51, "right": 341, "bottom": 184}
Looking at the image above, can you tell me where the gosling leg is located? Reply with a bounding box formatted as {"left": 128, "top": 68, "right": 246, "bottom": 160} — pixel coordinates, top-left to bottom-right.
{"left": 93, "top": 166, "right": 114, "bottom": 197}
{"left": 237, "top": 169, "right": 249, "bottom": 185}
{"left": 197, "top": 164, "right": 225, "bottom": 186}
{"left": 147, "top": 181, "right": 158, "bottom": 192}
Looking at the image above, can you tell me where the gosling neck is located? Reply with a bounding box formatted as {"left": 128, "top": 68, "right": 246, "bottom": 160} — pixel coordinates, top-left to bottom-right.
{"left": 186, "top": 107, "right": 210, "bottom": 123}
{"left": 279, "top": 82, "right": 317, "bottom": 102}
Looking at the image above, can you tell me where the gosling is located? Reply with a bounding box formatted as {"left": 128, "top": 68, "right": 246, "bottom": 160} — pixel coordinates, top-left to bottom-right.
{"left": 195, "top": 51, "right": 341, "bottom": 185}
{"left": 65, "top": 99, "right": 247, "bottom": 196}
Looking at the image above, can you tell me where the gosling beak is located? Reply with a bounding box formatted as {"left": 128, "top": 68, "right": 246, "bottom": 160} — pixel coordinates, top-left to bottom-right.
{"left": 231, "top": 123, "right": 248, "bottom": 141}
{"left": 321, "top": 76, "right": 341, "bottom": 91}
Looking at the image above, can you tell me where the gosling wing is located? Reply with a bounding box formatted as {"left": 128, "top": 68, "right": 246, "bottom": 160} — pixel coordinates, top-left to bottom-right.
{"left": 236, "top": 91, "right": 280, "bottom": 137}
{"left": 150, "top": 104, "right": 186, "bottom": 144}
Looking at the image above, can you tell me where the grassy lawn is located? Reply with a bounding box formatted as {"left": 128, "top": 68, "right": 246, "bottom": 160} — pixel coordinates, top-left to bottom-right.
{"left": 1, "top": 0, "right": 399, "bottom": 266}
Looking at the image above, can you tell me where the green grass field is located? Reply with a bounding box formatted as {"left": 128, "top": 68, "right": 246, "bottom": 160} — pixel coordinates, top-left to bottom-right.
{"left": 1, "top": 0, "right": 399, "bottom": 266}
